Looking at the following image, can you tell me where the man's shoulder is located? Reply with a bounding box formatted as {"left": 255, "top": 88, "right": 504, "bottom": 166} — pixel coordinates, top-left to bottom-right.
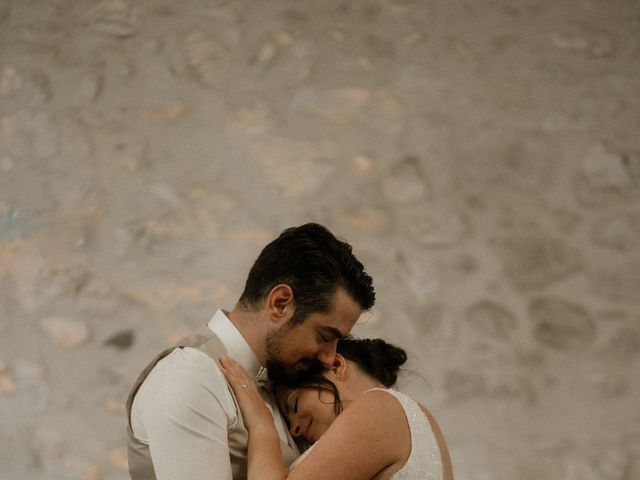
{"left": 133, "top": 346, "right": 231, "bottom": 413}
{"left": 130, "top": 346, "right": 239, "bottom": 445}
{"left": 144, "top": 346, "right": 225, "bottom": 390}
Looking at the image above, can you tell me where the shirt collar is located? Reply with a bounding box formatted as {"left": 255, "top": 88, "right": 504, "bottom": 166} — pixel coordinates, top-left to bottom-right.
{"left": 207, "top": 309, "right": 265, "bottom": 383}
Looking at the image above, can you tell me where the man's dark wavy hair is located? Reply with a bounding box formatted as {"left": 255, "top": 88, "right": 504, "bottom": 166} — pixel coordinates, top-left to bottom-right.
{"left": 238, "top": 223, "right": 375, "bottom": 323}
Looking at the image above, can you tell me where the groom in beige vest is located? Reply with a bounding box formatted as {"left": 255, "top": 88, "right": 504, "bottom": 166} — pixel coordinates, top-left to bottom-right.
{"left": 126, "top": 223, "right": 376, "bottom": 480}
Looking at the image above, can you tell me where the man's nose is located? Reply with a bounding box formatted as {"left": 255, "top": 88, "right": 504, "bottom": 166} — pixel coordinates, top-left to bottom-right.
{"left": 317, "top": 341, "right": 337, "bottom": 368}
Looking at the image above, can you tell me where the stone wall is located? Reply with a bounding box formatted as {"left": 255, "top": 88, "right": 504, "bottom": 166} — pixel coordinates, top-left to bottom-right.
{"left": 1, "top": 1, "right": 639, "bottom": 479}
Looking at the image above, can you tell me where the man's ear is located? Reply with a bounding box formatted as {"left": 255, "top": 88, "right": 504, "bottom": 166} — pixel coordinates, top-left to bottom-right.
{"left": 332, "top": 354, "right": 348, "bottom": 380}
{"left": 265, "top": 284, "right": 295, "bottom": 325}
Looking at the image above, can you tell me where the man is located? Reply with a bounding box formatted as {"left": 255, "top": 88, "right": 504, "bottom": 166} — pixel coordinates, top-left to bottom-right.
{"left": 126, "top": 223, "right": 375, "bottom": 480}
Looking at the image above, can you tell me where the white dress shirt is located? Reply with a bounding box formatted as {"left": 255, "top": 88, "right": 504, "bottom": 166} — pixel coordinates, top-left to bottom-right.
{"left": 130, "top": 309, "right": 298, "bottom": 480}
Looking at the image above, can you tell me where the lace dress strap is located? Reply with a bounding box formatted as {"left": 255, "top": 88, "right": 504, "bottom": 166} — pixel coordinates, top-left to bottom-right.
{"left": 364, "top": 388, "right": 443, "bottom": 480}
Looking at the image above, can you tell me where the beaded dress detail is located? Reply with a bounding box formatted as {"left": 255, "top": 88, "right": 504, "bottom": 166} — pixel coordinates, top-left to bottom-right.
{"left": 367, "top": 388, "right": 443, "bottom": 480}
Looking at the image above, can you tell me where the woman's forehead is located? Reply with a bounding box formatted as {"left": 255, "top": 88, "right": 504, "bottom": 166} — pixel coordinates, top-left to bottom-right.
{"left": 274, "top": 384, "right": 293, "bottom": 406}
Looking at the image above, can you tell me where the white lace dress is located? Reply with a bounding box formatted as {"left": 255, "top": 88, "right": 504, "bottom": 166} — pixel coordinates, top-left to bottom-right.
{"left": 290, "top": 388, "right": 443, "bottom": 480}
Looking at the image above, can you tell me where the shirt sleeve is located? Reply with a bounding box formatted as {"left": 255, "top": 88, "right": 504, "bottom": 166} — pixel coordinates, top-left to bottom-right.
{"left": 131, "top": 347, "right": 235, "bottom": 480}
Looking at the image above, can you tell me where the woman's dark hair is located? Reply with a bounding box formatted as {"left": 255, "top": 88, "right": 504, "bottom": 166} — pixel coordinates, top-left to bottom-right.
{"left": 282, "top": 337, "right": 407, "bottom": 416}
{"left": 238, "top": 223, "right": 375, "bottom": 323}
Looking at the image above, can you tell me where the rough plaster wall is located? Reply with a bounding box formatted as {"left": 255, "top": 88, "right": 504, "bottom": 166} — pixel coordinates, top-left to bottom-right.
{"left": 1, "top": 1, "right": 640, "bottom": 479}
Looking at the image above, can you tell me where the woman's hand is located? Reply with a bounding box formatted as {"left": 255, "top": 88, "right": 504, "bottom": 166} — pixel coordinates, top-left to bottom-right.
{"left": 219, "top": 355, "right": 275, "bottom": 432}
{"left": 220, "top": 355, "right": 288, "bottom": 480}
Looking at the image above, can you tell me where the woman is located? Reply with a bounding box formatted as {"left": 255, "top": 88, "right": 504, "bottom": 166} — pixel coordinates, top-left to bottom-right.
{"left": 220, "top": 337, "right": 453, "bottom": 480}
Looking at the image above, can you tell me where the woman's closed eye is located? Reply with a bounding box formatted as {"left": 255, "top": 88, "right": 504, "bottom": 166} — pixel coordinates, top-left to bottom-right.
{"left": 285, "top": 390, "right": 298, "bottom": 415}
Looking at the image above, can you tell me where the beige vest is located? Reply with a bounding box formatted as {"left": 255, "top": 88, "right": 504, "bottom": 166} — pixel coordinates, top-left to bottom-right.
{"left": 126, "top": 326, "right": 297, "bottom": 480}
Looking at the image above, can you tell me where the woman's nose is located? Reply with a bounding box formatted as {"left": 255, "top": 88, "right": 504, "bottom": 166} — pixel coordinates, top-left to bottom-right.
{"left": 289, "top": 420, "right": 301, "bottom": 438}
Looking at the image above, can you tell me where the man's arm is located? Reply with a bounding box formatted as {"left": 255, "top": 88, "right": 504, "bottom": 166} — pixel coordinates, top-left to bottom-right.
{"left": 131, "top": 348, "right": 234, "bottom": 480}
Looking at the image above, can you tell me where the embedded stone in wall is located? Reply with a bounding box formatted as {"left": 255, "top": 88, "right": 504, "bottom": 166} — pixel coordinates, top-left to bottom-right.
{"left": 576, "top": 143, "right": 640, "bottom": 207}
{"left": 8, "top": 245, "right": 91, "bottom": 312}
{"left": 32, "top": 426, "right": 63, "bottom": 464}
{"left": 564, "top": 447, "right": 630, "bottom": 480}
{"left": 529, "top": 297, "right": 596, "bottom": 351}
{"left": 266, "top": 157, "right": 336, "bottom": 198}
{"left": 77, "top": 72, "right": 103, "bottom": 101}
{"left": 549, "top": 28, "right": 589, "bottom": 50}
{"left": 0, "top": 1, "right": 9, "bottom": 23}
{"left": 62, "top": 457, "right": 100, "bottom": 480}
{"left": 72, "top": 108, "right": 125, "bottom": 133}
{"left": 590, "top": 211, "right": 640, "bottom": 251}
{"left": 548, "top": 25, "right": 615, "bottom": 58}
{"left": 85, "top": 0, "right": 139, "bottom": 38}
{"left": 628, "top": 456, "right": 640, "bottom": 480}
{"left": 499, "top": 234, "right": 583, "bottom": 289}
{"left": 113, "top": 141, "right": 146, "bottom": 174}
{"left": 254, "top": 137, "right": 338, "bottom": 197}
{"left": 0, "top": 65, "right": 51, "bottom": 114}
{"left": 142, "top": 103, "right": 193, "bottom": 123}
{"left": 291, "top": 87, "right": 371, "bottom": 124}
{"left": 169, "top": 30, "right": 230, "bottom": 86}
{"left": 588, "top": 263, "right": 640, "bottom": 304}
{"left": 338, "top": 204, "right": 393, "bottom": 233}
{"left": 0, "top": 360, "right": 16, "bottom": 396}
{"left": 104, "top": 398, "right": 126, "bottom": 414}
{"left": 400, "top": 205, "right": 470, "bottom": 247}
{"left": 464, "top": 300, "right": 517, "bottom": 340}
{"left": 225, "top": 102, "right": 270, "bottom": 137}
{"left": 382, "top": 155, "right": 432, "bottom": 204}
{"left": 605, "top": 327, "right": 640, "bottom": 358}
{"left": 1, "top": 110, "right": 59, "bottom": 159}
{"left": 39, "top": 316, "right": 90, "bottom": 348}
{"left": 590, "top": 366, "right": 629, "bottom": 397}
{"left": 30, "top": 112, "right": 60, "bottom": 158}
{"left": 13, "top": 359, "right": 48, "bottom": 412}
{"left": 254, "top": 41, "right": 278, "bottom": 66}
{"left": 550, "top": 207, "right": 582, "bottom": 234}
{"left": 185, "top": 30, "right": 228, "bottom": 67}
{"left": 406, "top": 302, "right": 444, "bottom": 337}
{"left": 589, "top": 31, "right": 615, "bottom": 58}
{"left": 109, "top": 447, "right": 129, "bottom": 471}
{"left": 443, "top": 369, "right": 487, "bottom": 403}
{"left": 396, "top": 251, "right": 441, "bottom": 300}
{"left": 498, "top": 136, "right": 558, "bottom": 190}
{"left": 103, "top": 329, "right": 134, "bottom": 350}
{"left": 352, "top": 154, "right": 374, "bottom": 173}
{"left": 41, "top": 264, "right": 91, "bottom": 303}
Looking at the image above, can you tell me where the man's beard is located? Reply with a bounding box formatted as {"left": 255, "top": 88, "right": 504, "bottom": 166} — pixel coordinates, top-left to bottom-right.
{"left": 266, "top": 356, "right": 325, "bottom": 385}
{"left": 265, "top": 325, "right": 325, "bottom": 385}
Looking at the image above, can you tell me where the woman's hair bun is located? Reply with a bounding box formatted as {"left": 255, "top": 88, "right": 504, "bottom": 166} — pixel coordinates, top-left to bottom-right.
{"left": 337, "top": 337, "right": 407, "bottom": 387}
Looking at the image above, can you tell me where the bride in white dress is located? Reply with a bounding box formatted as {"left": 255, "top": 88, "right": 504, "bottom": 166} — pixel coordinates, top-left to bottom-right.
{"left": 220, "top": 337, "right": 453, "bottom": 480}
